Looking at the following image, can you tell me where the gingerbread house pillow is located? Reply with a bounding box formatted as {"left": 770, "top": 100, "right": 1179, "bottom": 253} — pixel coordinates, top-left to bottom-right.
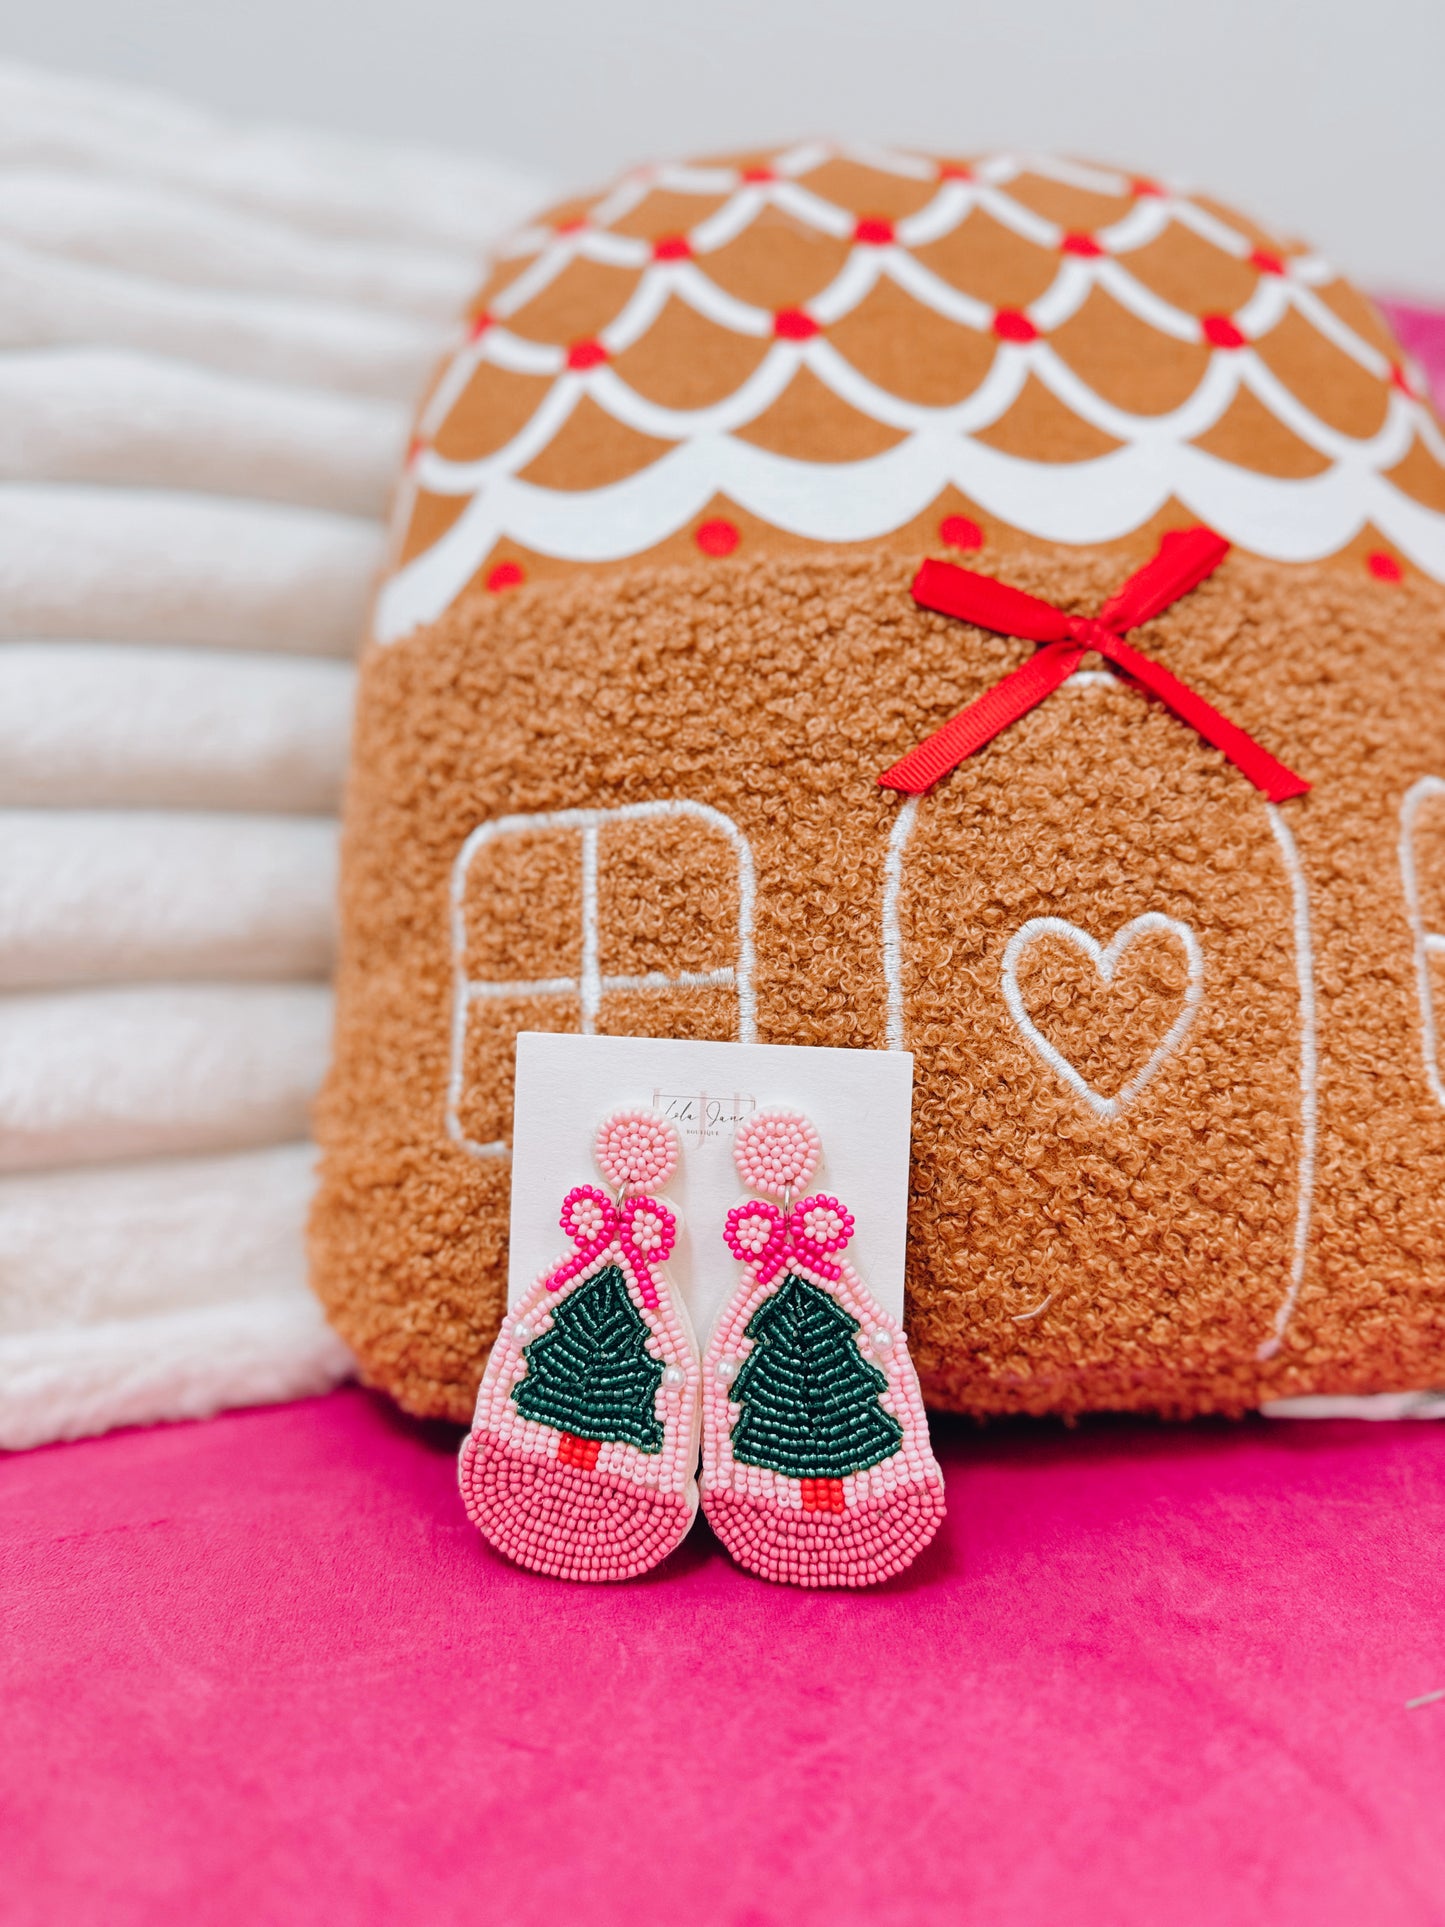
{"left": 312, "top": 146, "right": 1445, "bottom": 1423}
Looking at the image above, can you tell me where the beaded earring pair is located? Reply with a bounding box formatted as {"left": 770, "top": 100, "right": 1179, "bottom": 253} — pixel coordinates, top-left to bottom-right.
{"left": 460, "top": 1107, "right": 945, "bottom": 1589}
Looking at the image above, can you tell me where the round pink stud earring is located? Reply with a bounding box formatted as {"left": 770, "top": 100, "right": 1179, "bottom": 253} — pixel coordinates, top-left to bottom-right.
{"left": 701, "top": 1107, "right": 945, "bottom": 1588}
{"left": 460, "top": 1107, "right": 700, "bottom": 1581}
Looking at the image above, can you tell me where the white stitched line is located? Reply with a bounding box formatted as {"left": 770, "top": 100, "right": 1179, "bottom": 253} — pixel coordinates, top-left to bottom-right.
{"left": 445, "top": 840, "right": 488, "bottom": 1149}
{"left": 445, "top": 800, "right": 757, "bottom": 1157}
{"left": 1399, "top": 776, "right": 1445, "bottom": 1109}
{"left": 1001, "top": 913, "right": 1205, "bottom": 1120}
{"left": 468, "top": 969, "right": 736, "bottom": 1001}
{"left": 1257, "top": 803, "right": 1320, "bottom": 1360}
{"left": 579, "top": 821, "right": 600, "bottom": 1034}
{"left": 882, "top": 796, "right": 919, "bottom": 1052}
{"left": 1011, "top": 1293, "right": 1055, "bottom": 1322}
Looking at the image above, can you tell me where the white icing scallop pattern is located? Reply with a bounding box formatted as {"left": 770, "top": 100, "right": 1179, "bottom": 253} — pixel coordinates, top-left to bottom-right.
{"left": 377, "top": 144, "right": 1445, "bottom": 641}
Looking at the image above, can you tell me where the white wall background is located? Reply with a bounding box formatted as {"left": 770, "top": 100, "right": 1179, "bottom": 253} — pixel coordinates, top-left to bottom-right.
{"left": 5, "top": 0, "right": 1444, "bottom": 294}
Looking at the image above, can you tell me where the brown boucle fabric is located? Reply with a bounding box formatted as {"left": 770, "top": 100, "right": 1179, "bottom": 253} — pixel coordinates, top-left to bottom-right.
{"left": 312, "top": 545, "right": 1445, "bottom": 1422}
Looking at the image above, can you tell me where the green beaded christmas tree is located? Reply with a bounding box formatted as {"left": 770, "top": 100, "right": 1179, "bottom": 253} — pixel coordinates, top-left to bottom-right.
{"left": 513, "top": 1265, "right": 664, "bottom": 1452}
{"left": 730, "top": 1272, "right": 903, "bottom": 1480}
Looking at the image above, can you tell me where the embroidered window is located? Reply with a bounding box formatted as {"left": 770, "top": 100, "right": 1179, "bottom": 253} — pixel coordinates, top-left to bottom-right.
{"left": 447, "top": 802, "right": 757, "bottom": 1156}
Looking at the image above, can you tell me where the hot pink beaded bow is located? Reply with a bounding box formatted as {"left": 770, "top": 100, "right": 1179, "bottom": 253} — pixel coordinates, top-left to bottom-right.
{"left": 722, "top": 1194, "right": 855, "bottom": 1286}
{"left": 548, "top": 1184, "right": 677, "bottom": 1308}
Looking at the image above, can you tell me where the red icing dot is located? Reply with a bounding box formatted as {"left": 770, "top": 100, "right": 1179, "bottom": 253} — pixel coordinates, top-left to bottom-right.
{"left": 854, "top": 217, "right": 895, "bottom": 246}
{"left": 406, "top": 436, "right": 426, "bottom": 468}
{"left": 1202, "top": 314, "right": 1247, "bottom": 350}
{"left": 937, "top": 161, "right": 973, "bottom": 182}
{"left": 741, "top": 165, "right": 775, "bottom": 184}
{"left": 653, "top": 234, "right": 692, "bottom": 261}
{"left": 774, "top": 308, "right": 821, "bottom": 340}
{"left": 1132, "top": 177, "right": 1164, "bottom": 198}
{"left": 695, "top": 519, "right": 740, "bottom": 557}
{"left": 940, "top": 515, "right": 983, "bottom": 551}
{"left": 1391, "top": 362, "right": 1419, "bottom": 399}
{"left": 1367, "top": 550, "right": 1403, "bottom": 582}
{"left": 467, "top": 310, "right": 494, "bottom": 341}
{"left": 1249, "top": 248, "right": 1286, "bottom": 276}
{"left": 486, "top": 561, "right": 525, "bottom": 592}
{"left": 555, "top": 216, "right": 588, "bottom": 236}
{"left": 993, "top": 308, "right": 1039, "bottom": 344}
{"left": 1061, "top": 231, "right": 1103, "bottom": 258}
{"left": 566, "top": 338, "right": 609, "bottom": 370}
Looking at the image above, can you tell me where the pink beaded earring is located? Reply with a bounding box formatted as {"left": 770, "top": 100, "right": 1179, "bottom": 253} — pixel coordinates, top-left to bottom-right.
{"left": 460, "top": 1108, "right": 701, "bottom": 1581}
{"left": 701, "top": 1108, "right": 945, "bottom": 1588}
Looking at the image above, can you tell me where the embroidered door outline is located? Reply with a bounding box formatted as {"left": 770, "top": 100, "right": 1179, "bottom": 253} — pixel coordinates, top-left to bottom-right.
{"left": 880, "top": 689, "right": 1318, "bottom": 1360}
{"left": 447, "top": 800, "right": 757, "bottom": 1157}
{"left": 1399, "top": 775, "right": 1445, "bottom": 1109}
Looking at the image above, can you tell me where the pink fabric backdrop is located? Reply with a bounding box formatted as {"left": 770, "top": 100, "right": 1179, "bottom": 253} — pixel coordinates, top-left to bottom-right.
{"left": 6, "top": 1387, "right": 1445, "bottom": 1926}
{"left": 5, "top": 297, "right": 1445, "bottom": 1927}
{"left": 1383, "top": 298, "right": 1445, "bottom": 408}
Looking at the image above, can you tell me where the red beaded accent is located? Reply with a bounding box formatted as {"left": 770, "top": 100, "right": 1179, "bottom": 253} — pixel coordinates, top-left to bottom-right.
{"left": 800, "top": 1478, "right": 846, "bottom": 1514}
{"left": 485, "top": 561, "right": 524, "bottom": 593}
{"left": 653, "top": 234, "right": 692, "bottom": 261}
{"left": 854, "top": 217, "right": 895, "bottom": 246}
{"left": 1061, "top": 232, "right": 1103, "bottom": 258}
{"left": 1249, "top": 249, "right": 1287, "bottom": 276}
{"left": 566, "top": 339, "right": 609, "bottom": 371}
{"left": 557, "top": 1433, "right": 601, "bottom": 1471}
{"left": 1368, "top": 550, "right": 1403, "bottom": 582}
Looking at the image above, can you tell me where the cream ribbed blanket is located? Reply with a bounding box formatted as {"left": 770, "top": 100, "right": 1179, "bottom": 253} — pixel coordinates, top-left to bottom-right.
{"left": 0, "top": 59, "right": 545, "bottom": 1448}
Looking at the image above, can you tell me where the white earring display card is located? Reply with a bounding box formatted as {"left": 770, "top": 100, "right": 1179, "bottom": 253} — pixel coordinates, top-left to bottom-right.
{"left": 508, "top": 1033, "right": 914, "bottom": 1340}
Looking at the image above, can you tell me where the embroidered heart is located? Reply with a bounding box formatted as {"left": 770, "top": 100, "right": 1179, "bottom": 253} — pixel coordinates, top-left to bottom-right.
{"left": 1000, "top": 913, "right": 1204, "bottom": 1120}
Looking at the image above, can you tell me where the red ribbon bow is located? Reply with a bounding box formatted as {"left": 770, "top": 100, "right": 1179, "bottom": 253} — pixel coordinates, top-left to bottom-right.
{"left": 878, "top": 527, "right": 1309, "bottom": 803}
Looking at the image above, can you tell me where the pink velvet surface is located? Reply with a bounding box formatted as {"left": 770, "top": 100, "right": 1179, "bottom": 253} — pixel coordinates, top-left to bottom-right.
{"left": 6, "top": 1387, "right": 1445, "bottom": 1926}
